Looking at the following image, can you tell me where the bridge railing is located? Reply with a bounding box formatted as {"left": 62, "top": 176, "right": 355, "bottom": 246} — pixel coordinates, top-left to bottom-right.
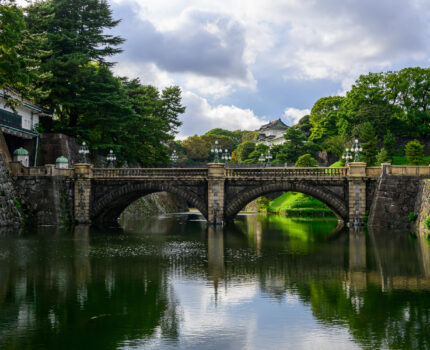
{"left": 225, "top": 167, "right": 347, "bottom": 178}
{"left": 391, "top": 165, "right": 430, "bottom": 176}
{"left": 92, "top": 167, "right": 209, "bottom": 178}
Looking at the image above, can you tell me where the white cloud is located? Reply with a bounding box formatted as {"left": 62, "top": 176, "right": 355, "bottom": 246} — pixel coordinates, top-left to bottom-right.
{"left": 178, "top": 92, "right": 266, "bottom": 139}
{"left": 112, "top": 62, "right": 174, "bottom": 89}
{"left": 283, "top": 107, "right": 310, "bottom": 126}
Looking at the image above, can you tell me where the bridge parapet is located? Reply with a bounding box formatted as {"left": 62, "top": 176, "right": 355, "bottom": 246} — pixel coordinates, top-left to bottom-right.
{"left": 92, "top": 167, "right": 208, "bottom": 179}
{"left": 225, "top": 166, "right": 347, "bottom": 178}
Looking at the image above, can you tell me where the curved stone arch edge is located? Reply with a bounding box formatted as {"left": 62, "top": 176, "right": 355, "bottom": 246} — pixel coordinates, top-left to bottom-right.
{"left": 91, "top": 182, "right": 208, "bottom": 223}
{"left": 225, "top": 183, "right": 348, "bottom": 222}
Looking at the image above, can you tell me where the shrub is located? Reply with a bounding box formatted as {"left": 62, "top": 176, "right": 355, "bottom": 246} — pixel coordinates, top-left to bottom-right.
{"left": 376, "top": 147, "right": 392, "bottom": 165}
{"left": 408, "top": 212, "right": 418, "bottom": 222}
{"left": 405, "top": 140, "right": 424, "bottom": 165}
{"left": 295, "top": 154, "right": 318, "bottom": 167}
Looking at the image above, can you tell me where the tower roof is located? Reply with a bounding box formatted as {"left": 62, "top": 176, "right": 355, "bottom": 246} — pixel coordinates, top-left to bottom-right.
{"left": 256, "top": 118, "right": 288, "bottom": 132}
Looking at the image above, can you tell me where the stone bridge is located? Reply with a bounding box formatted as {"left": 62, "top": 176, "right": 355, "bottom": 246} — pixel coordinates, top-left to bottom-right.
{"left": 10, "top": 161, "right": 430, "bottom": 227}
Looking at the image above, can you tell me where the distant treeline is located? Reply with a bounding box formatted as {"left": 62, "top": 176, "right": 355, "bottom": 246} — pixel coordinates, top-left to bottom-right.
{"left": 177, "top": 68, "right": 429, "bottom": 166}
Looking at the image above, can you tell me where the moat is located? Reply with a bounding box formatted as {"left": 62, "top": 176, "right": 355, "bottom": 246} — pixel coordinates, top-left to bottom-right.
{"left": 1, "top": 213, "right": 430, "bottom": 349}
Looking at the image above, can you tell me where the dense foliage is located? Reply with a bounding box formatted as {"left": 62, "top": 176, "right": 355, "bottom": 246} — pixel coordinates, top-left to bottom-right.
{"left": 0, "top": 0, "right": 185, "bottom": 166}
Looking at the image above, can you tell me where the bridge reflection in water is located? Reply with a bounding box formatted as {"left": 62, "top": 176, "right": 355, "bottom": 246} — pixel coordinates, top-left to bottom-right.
{"left": 0, "top": 215, "right": 430, "bottom": 349}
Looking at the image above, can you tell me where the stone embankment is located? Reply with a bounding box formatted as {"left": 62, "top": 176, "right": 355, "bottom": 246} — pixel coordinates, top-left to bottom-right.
{"left": 0, "top": 153, "right": 22, "bottom": 226}
{"left": 368, "top": 175, "right": 421, "bottom": 230}
{"left": 14, "top": 176, "right": 74, "bottom": 226}
{"left": 121, "top": 192, "right": 189, "bottom": 219}
{"left": 415, "top": 179, "right": 430, "bottom": 235}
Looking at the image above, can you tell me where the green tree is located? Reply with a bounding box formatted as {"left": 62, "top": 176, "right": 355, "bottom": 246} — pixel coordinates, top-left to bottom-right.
{"left": 405, "top": 140, "right": 424, "bottom": 165}
{"left": 358, "top": 122, "right": 379, "bottom": 165}
{"left": 309, "top": 96, "right": 345, "bottom": 143}
{"left": 275, "top": 128, "right": 308, "bottom": 163}
{"left": 246, "top": 144, "right": 269, "bottom": 164}
{"left": 123, "top": 80, "right": 185, "bottom": 166}
{"left": 376, "top": 148, "right": 392, "bottom": 165}
{"left": 323, "top": 135, "right": 346, "bottom": 159}
{"left": 382, "top": 130, "right": 396, "bottom": 158}
{"left": 294, "top": 115, "right": 312, "bottom": 136}
{"left": 26, "top": 0, "right": 125, "bottom": 129}
{"left": 235, "top": 141, "right": 255, "bottom": 163}
{"left": 182, "top": 135, "right": 209, "bottom": 162}
{"left": 295, "top": 154, "right": 318, "bottom": 167}
{"left": 0, "top": 1, "right": 27, "bottom": 89}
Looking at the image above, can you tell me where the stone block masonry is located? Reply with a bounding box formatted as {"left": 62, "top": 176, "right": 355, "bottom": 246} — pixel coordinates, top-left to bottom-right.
{"left": 368, "top": 175, "right": 422, "bottom": 230}
{"left": 14, "top": 176, "right": 74, "bottom": 226}
{"left": 0, "top": 153, "right": 21, "bottom": 226}
{"left": 415, "top": 180, "right": 430, "bottom": 236}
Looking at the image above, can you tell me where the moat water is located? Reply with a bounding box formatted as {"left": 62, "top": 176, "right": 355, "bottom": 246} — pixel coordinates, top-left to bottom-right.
{"left": 1, "top": 213, "right": 430, "bottom": 350}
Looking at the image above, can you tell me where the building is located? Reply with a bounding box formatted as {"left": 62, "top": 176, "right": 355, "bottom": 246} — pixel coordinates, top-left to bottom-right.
{"left": 256, "top": 118, "right": 289, "bottom": 146}
{"left": 0, "top": 87, "right": 51, "bottom": 166}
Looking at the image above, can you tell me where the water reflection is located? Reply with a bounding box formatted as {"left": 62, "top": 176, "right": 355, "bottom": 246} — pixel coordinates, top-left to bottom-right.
{"left": 0, "top": 215, "right": 429, "bottom": 349}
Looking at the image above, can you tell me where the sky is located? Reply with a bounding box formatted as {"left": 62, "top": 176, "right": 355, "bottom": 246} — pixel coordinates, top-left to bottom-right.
{"left": 107, "top": 0, "right": 430, "bottom": 139}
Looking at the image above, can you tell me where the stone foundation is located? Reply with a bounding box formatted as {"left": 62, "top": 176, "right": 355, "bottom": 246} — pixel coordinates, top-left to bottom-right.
{"left": 368, "top": 175, "right": 422, "bottom": 230}
{"left": 0, "top": 154, "right": 21, "bottom": 226}
{"left": 14, "top": 176, "right": 74, "bottom": 226}
{"left": 415, "top": 180, "right": 430, "bottom": 236}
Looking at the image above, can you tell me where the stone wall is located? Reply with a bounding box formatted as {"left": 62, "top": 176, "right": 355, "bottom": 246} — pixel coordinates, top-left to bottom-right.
{"left": 0, "top": 154, "right": 21, "bottom": 226}
{"left": 120, "top": 192, "right": 189, "bottom": 219}
{"left": 38, "top": 133, "right": 80, "bottom": 166}
{"left": 415, "top": 180, "right": 430, "bottom": 236}
{"left": 368, "top": 175, "right": 422, "bottom": 230}
{"left": 14, "top": 176, "right": 74, "bottom": 226}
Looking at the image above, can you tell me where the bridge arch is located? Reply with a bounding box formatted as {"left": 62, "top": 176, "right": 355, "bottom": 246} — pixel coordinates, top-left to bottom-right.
{"left": 92, "top": 182, "right": 207, "bottom": 226}
{"left": 224, "top": 182, "right": 348, "bottom": 222}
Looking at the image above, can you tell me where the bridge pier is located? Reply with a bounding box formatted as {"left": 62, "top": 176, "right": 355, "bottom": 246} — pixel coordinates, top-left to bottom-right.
{"left": 207, "top": 163, "right": 226, "bottom": 225}
{"left": 348, "top": 162, "right": 367, "bottom": 225}
{"left": 74, "top": 163, "right": 92, "bottom": 224}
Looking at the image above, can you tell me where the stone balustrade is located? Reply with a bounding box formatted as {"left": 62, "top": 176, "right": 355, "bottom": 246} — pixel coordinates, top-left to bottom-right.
{"left": 226, "top": 166, "right": 347, "bottom": 178}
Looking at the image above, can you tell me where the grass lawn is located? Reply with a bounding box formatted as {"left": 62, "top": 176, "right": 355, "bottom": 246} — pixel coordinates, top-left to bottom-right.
{"left": 268, "top": 192, "right": 334, "bottom": 216}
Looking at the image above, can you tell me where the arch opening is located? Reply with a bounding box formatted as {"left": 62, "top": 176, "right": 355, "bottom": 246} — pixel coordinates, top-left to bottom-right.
{"left": 225, "top": 182, "right": 348, "bottom": 223}
{"left": 92, "top": 183, "right": 207, "bottom": 227}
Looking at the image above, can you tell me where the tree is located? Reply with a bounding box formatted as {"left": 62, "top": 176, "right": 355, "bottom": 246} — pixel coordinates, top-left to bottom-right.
{"left": 246, "top": 144, "right": 269, "bottom": 164}
{"left": 376, "top": 148, "right": 392, "bottom": 165}
{"left": 294, "top": 115, "right": 312, "bottom": 136}
{"left": 182, "top": 136, "right": 209, "bottom": 162}
{"left": 26, "top": 0, "right": 125, "bottom": 129}
{"left": 309, "top": 96, "right": 345, "bottom": 143}
{"left": 405, "top": 140, "right": 424, "bottom": 165}
{"left": 205, "top": 128, "right": 239, "bottom": 147}
{"left": 323, "top": 135, "right": 346, "bottom": 159}
{"left": 0, "top": 1, "right": 27, "bottom": 89}
{"left": 275, "top": 128, "right": 308, "bottom": 163}
{"left": 235, "top": 141, "right": 255, "bottom": 163}
{"left": 123, "top": 79, "right": 185, "bottom": 166}
{"left": 383, "top": 130, "right": 396, "bottom": 158}
{"left": 358, "top": 122, "right": 379, "bottom": 166}
{"left": 295, "top": 154, "right": 318, "bottom": 167}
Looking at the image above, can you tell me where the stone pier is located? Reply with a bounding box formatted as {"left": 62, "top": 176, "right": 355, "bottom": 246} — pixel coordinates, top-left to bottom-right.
{"left": 74, "top": 163, "right": 92, "bottom": 224}
{"left": 207, "top": 163, "right": 225, "bottom": 225}
{"left": 348, "top": 162, "right": 367, "bottom": 224}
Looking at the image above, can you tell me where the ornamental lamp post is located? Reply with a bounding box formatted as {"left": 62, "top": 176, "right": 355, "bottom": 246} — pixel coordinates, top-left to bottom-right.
{"left": 259, "top": 153, "right": 266, "bottom": 166}
{"left": 266, "top": 150, "right": 273, "bottom": 166}
{"left": 78, "top": 142, "right": 90, "bottom": 163}
{"left": 106, "top": 149, "right": 116, "bottom": 168}
{"left": 211, "top": 140, "right": 222, "bottom": 163}
{"left": 342, "top": 148, "right": 353, "bottom": 166}
{"left": 170, "top": 150, "right": 179, "bottom": 166}
{"left": 221, "top": 149, "right": 231, "bottom": 164}
{"left": 351, "top": 139, "right": 363, "bottom": 162}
